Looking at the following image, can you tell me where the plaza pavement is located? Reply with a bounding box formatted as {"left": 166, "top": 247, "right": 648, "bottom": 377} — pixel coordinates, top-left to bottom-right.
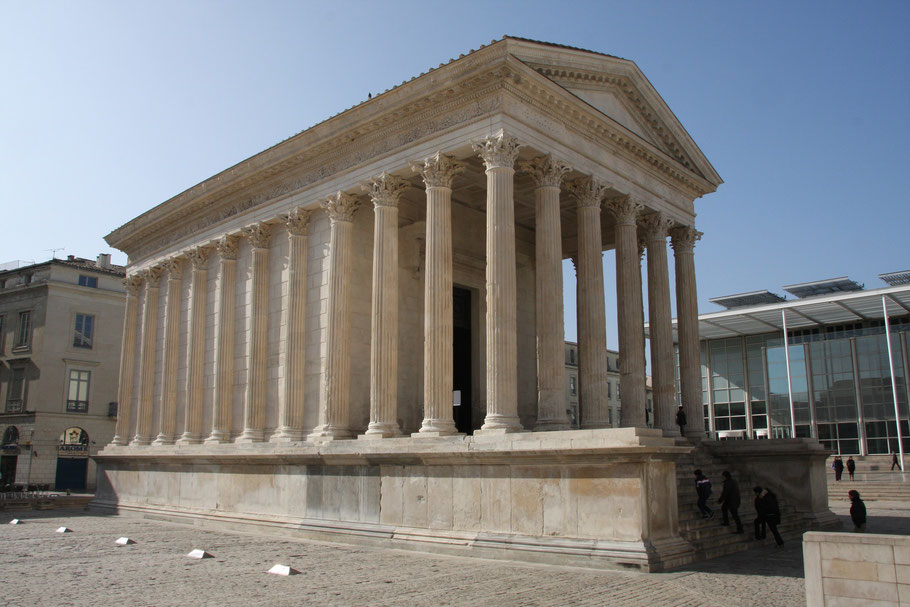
{"left": 0, "top": 497, "right": 905, "bottom": 607}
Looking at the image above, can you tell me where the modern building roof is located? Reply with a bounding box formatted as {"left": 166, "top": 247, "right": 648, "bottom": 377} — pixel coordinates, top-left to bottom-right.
{"left": 880, "top": 270, "right": 910, "bottom": 287}
{"left": 781, "top": 276, "right": 863, "bottom": 299}
{"left": 709, "top": 290, "right": 786, "bottom": 309}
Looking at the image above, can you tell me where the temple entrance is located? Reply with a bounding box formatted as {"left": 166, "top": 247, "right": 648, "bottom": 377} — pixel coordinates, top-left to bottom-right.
{"left": 453, "top": 286, "right": 472, "bottom": 434}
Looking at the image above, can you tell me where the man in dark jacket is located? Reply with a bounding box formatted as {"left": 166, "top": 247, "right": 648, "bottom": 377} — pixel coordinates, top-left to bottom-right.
{"left": 849, "top": 490, "right": 867, "bottom": 532}
{"left": 675, "top": 406, "right": 687, "bottom": 436}
{"left": 694, "top": 469, "right": 713, "bottom": 519}
{"left": 753, "top": 486, "right": 784, "bottom": 546}
{"left": 719, "top": 471, "right": 743, "bottom": 533}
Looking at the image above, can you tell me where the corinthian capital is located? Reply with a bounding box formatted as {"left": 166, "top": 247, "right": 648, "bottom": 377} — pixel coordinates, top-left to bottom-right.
{"left": 473, "top": 130, "right": 522, "bottom": 170}
{"left": 412, "top": 153, "right": 464, "bottom": 189}
{"left": 362, "top": 172, "right": 410, "bottom": 209}
{"left": 566, "top": 177, "right": 609, "bottom": 209}
{"left": 187, "top": 246, "right": 210, "bottom": 270}
{"left": 215, "top": 235, "right": 239, "bottom": 260}
{"left": 141, "top": 265, "right": 163, "bottom": 288}
{"left": 605, "top": 195, "right": 644, "bottom": 225}
{"left": 669, "top": 225, "right": 703, "bottom": 253}
{"left": 243, "top": 222, "right": 272, "bottom": 249}
{"left": 162, "top": 256, "right": 184, "bottom": 277}
{"left": 321, "top": 191, "right": 360, "bottom": 223}
{"left": 123, "top": 274, "right": 143, "bottom": 296}
{"left": 638, "top": 212, "right": 675, "bottom": 242}
{"left": 285, "top": 207, "right": 313, "bottom": 236}
{"left": 519, "top": 155, "right": 570, "bottom": 188}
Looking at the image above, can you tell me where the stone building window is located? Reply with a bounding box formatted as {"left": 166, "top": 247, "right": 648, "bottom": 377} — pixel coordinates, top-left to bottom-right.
{"left": 14, "top": 310, "right": 31, "bottom": 349}
{"left": 73, "top": 313, "right": 94, "bottom": 349}
{"left": 6, "top": 367, "right": 26, "bottom": 413}
{"left": 78, "top": 275, "right": 98, "bottom": 288}
{"left": 66, "top": 370, "right": 91, "bottom": 413}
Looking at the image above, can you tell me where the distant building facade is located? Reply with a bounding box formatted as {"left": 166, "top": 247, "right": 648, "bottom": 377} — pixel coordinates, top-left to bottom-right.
{"left": 564, "top": 341, "right": 651, "bottom": 428}
{"left": 675, "top": 274, "right": 910, "bottom": 455}
{"left": 0, "top": 255, "right": 125, "bottom": 490}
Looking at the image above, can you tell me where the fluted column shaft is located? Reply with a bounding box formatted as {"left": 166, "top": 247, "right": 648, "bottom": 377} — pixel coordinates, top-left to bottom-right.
{"left": 236, "top": 223, "right": 271, "bottom": 443}
{"left": 178, "top": 248, "right": 209, "bottom": 444}
{"left": 521, "top": 157, "right": 570, "bottom": 431}
{"left": 309, "top": 192, "right": 360, "bottom": 440}
{"left": 112, "top": 276, "right": 142, "bottom": 445}
{"left": 206, "top": 236, "right": 238, "bottom": 444}
{"left": 154, "top": 259, "right": 183, "bottom": 445}
{"left": 272, "top": 209, "right": 311, "bottom": 442}
{"left": 642, "top": 214, "right": 677, "bottom": 435}
{"left": 671, "top": 226, "right": 704, "bottom": 439}
{"left": 415, "top": 154, "right": 462, "bottom": 435}
{"left": 608, "top": 197, "right": 647, "bottom": 427}
{"left": 131, "top": 267, "right": 162, "bottom": 445}
{"left": 568, "top": 178, "right": 611, "bottom": 429}
{"left": 474, "top": 131, "right": 523, "bottom": 432}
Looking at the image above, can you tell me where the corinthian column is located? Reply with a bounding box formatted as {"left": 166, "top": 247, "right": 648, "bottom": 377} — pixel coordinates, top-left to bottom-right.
{"left": 112, "top": 275, "right": 142, "bottom": 445}
{"left": 520, "top": 156, "right": 570, "bottom": 431}
{"left": 309, "top": 191, "right": 360, "bottom": 441}
{"left": 414, "top": 153, "right": 463, "bottom": 435}
{"left": 131, "top": 266, "right": 162, "bottom": 446}
{"left": 670, "top": 225, "right": 704, "bottom": 439}
{"left": 567, "top": 177, "right": 611, "bottom": 429}
{"left": 272, "top": 208, "right": 312, "bottom": 442}
{"left": 206, "top": 235, "right": 238, "bottom": 444}
{"left": 360, "top": 173, "right": 409, "bottom": 438}
{"left": 607, "top": 196, "right": 647, "bottom": 427}
{"left": 153, "top": 257, "right": 184, "bottom": 445}
{"left": 641, "top": 212, "right": 677, "bottom": 435}
{"left": 474, "top": 130, "right": 523, "bottom": 432}
{"left": 237, "top": 222, "right": 271, "bottom": 443}
{"left": 178, "top": 246, "right": 209, "bottom": 444}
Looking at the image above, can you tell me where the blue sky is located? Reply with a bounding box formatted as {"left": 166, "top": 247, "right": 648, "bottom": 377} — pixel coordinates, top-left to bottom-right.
{"left": 2, "top": 1, "right": 908, "bottom": 348}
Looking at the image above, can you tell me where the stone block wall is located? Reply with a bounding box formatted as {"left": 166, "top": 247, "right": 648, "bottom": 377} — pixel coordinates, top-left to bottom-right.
{"left": 804, "top": 532, "right": 910, "bottom": 606}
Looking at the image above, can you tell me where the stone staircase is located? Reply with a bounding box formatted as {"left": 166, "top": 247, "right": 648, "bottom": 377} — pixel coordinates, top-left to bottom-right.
{"left": 826, "top": 455, "right": 910, "bottom": 502}
{"left": 675, "top": 443, "right": 807, "bottom": 561}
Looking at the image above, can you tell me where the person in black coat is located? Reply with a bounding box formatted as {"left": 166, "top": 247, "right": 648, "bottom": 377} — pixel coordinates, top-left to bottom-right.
{"left": 694, "top": 469, "right": 713, "bottom": 519}
{"left": 753, "top": 486, "right": 784, "bottom": 546}
{"left": 849, "top": 490, "right": 867, "bottom": 532}
{"left": 675, "top": 406, "right": 687, "bottom": 436}
{"left": 832, "top": 456, "right": 844, "bottom": 481}
{"left": 846, "top": 456, "right": 856, "bottom": 481}
{"left": 718, "top": 470, "right": 744, "bottom": 533}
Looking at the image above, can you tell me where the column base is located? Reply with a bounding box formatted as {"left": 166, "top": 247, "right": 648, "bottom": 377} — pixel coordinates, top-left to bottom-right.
{"left": 360, "top": 422, "right": 402, "bottom": 439}
{"left": 129, "top": 435, "right": 153, "bottom": 447}
{"left": 416, "top": 418, "right": 458, "bottom": 436}
{"left": 151, "top": 434, "right": 177, "bottom": 446}
{"left": 110, "top": 436, "right": 129, "bottom": 446}
{"left": 235, "top": 430, "right": 266, "bottom": 443}
{"left": 203, "top": 431, "right": 232, "bottom": 445}
{"left": 478, "top": 414, "right": 524, "bottom": 433}
{"left": 269, "top": 429, "right": 306, "bottom": 443}
{"left": 175, "top": 433, "right": 204, "bottom": 445}
{"left": 307, "top": 425, "right": 353, "bottom": 442}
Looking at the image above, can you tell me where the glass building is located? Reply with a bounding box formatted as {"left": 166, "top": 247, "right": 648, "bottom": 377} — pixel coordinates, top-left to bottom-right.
{"left": 667, "top": 273, "right": 910, "bottom": 455}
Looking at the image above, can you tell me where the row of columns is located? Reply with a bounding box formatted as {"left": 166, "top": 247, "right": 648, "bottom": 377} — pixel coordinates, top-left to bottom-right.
{"left": 112, "top": 129, "right": 704, "bottom": 446}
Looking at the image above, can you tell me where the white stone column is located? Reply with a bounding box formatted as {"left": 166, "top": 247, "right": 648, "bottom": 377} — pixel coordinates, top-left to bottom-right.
{"left": 607, "top": 196, "right": 647, "bottom": 427}
{"left": 309, "top": 191, "right": 360, "bottom": 441}
{"left": 474, "top": 130, "right": 523, "bottom": 432}
{"left": 414, "top": 153, "right": 463, "bottom": 436}
{"left": 520, "top": 156, "right": 571, "bottom": 431}
{"left": 206, "top": 235, "right": 238, "bottom": 444}
{"left": 670, "top": 225, "right": 704, "bottom": 439}
{"left": 153, "top": 257, "right": 184, "bottom": 445}
{"left": 272, "top": 208, "right": 312, "bottom": 442}
{"left": 641, "top": 212, "right": 677, "bottom": 435}
{"left": 178, "top": 246, "right": 209, "bottom": 444}
{"left": 362, "top": 173, "right": 409, "bottom": 438}
{"left": 131, "top": 266, "right": 162, "bottom": 446}
{"left": 112, "top": 275, "right": 142, "bottom": 446}
{"left": 237, "top": 222, "right": 271, "bottom": 443}
{"left": 567, "top": 177, "right": 611, "bottom": 429}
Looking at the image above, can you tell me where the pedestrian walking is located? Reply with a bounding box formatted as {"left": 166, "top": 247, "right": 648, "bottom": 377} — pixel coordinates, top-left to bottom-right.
{"left": 849, "top": 490, "right": 866, "bottom": 533}
{"left": 676, "top": 406, "right": 687, "bottom": 436}
{"left": 718, "top": 470, "right": 744, "bottom": 533}
{"left": 892, "top": 451, "right": 902, "bottom": 471}
{"left": 753, "top": 486, "right": 784, "bottom": 546}
{"left": 846, "top": 456, "right": 856, "bottom": 480}
{"left": 694, "top": 469, "right": 713, "bottom": 519}
{"left": 833, "top": 456, "right": 844, "bottom": 481}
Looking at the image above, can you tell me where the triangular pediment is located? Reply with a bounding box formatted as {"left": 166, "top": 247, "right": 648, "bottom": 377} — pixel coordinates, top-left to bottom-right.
{"left": 561, "top": 85, "right": 661, "bottom": 147}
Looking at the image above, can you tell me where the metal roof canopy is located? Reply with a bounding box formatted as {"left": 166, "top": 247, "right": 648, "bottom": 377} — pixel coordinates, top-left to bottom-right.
{"left": 880, "top": 270, "right": 910, "bottom": 287}
{"left": 656, "top": 284, "right": 910, "bottom": 342}
{"left": 782, "top": 276, "right": 863, "bottom": 299}
{"left": 709, "top": 290, "right": 786, "bottom": 309}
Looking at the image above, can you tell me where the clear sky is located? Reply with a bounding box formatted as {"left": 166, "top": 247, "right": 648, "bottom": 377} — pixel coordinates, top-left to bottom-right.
{"left": 2, "top": 1, "right": 908, "bottom": 349}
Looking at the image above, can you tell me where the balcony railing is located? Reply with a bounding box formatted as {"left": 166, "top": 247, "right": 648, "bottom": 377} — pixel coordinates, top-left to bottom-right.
{"left": 5, "top": 400, "right": 23, "bottom": 413}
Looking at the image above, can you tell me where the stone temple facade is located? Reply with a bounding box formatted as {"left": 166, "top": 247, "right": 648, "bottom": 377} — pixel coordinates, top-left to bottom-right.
{"left": 93, "top": 37, "right": 832, "bottom": 570}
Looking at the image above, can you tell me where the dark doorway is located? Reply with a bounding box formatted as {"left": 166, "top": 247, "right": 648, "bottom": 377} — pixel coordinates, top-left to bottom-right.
{"left": 55, "top": 458, "right": 87, "bottom": 491}
{"left": 0, "top": 455, "right": 17, "bottom": 485}
{"left": 453, "top": 286, "right": 472, "bottom": 434}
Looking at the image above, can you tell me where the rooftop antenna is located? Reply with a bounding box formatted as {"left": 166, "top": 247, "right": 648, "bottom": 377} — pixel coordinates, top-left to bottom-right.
{"left": 45, "top": 247, "right": 64, "bottom": 259}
